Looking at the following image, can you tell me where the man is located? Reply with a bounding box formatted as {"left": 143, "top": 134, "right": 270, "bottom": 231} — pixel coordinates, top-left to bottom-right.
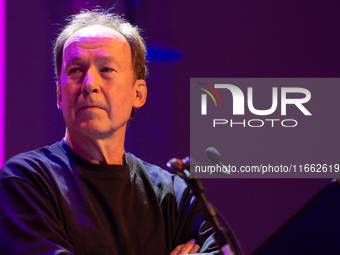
{"left": 0, "top": 9, "right": 218, "bottom": 254}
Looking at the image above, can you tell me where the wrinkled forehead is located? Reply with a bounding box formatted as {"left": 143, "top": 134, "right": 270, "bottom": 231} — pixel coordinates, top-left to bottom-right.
{"left": 64, "top": 24, "right": 129, "bottom": 51}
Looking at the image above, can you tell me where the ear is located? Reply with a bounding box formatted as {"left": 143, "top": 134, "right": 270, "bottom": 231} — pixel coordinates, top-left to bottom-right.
{"left": 133, "top": 80, "right": 147, "bottom": 108}
{"left": 56, "top": 82, "right": 62, "bottom": 109}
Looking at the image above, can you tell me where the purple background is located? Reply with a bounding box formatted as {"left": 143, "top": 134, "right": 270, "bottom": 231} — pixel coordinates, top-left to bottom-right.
{"left": 5, "top": 1, "right": 338, "bottom": 254}
{"left": 0, "top": 0, "right": 5, "bottom": 166}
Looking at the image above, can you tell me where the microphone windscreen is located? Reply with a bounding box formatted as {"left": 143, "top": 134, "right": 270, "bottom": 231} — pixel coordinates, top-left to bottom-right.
{"left": 205, "top": 147, "right": 221, "bottom": 164}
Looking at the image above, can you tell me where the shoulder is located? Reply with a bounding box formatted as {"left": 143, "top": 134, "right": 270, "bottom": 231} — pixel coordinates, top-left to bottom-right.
{"left": 0, "top": 141, "right": 69, "bottom": 183}
{"left": 126, "top": 153, "right": 190, "bottom": 202}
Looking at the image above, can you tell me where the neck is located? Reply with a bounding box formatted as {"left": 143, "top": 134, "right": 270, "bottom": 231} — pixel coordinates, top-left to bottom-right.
{"left": 65, "top": 128, "right": 126, "bottom": 165}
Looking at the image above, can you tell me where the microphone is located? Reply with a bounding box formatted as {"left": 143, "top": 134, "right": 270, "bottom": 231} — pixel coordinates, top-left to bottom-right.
{"left": 166, "top": 153, "right": 241, "bottom": 254}
{"left": 166, "top": 157, "right": 190, "bottom": 171}
{"left": 166, "top": 157, "right": 191, "bottom": 180}
{"left": 205, "top": 147, "right": 230, "bottom": 175}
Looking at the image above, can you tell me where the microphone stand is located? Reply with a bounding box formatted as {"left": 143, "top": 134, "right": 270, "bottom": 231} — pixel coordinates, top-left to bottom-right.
{"left": 167, "top": 158, "right": 243, "bottom": 255}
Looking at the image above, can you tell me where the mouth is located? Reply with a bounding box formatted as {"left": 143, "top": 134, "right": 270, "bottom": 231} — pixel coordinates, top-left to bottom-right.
{"left": 77, "top": 105, "right": 104, "bottom": 113}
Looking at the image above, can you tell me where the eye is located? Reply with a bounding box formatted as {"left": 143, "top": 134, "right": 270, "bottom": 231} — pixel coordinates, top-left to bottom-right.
{"left": 100, "top": 67, "right": 115, "bottom": 73}
{"left": 69, "top": 68, "right": 81, "bottom": 74}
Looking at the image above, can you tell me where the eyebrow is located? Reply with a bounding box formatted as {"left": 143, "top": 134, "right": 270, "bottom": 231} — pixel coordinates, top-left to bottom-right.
{"left": 95, "top": 54, "right": 122, "bottom": 70}
{"left": 64, "top": 56, "right": 85, "bottom": 67}
{"left": 66, "top": 54, "right": 115, "bottom": 63}
{"left": 97, "top": 55, "right": 113, "bottom": 61}
{"left": 64, "top": 54, "right": 121, "bottom": 71}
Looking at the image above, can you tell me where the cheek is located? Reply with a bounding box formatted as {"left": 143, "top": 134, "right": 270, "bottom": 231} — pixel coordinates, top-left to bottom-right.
{"left": 59, "top": 71, "right": 69, "bottom": 83}
{"left": 106, "top": 83, "right": 134, "bottom": 101}
{"left": 61, "top": 86, "right": 77, "bottom": 111}
{"left": 107, "top": 91, "right": 134, "bottom": 116}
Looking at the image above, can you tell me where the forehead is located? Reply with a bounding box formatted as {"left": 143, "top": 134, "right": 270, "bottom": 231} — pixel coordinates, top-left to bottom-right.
{"left": 63, "top": 25, "right": 131, "bottom": 59}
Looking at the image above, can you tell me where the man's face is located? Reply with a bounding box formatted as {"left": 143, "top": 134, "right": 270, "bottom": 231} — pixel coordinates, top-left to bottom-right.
{"left": 57, "top": 25, "right": 146, "bottom": 140}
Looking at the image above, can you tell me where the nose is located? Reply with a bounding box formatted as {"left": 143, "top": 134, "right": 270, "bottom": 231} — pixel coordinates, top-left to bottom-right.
{"left": 81, "top": 68, "right": 100, "bottom": 94}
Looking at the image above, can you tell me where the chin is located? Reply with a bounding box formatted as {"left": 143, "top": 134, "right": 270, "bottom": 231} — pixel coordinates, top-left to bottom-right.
{"left": 69, "top": 118, "right": 127, "bottom": 138}
{"left": 75, "top": 121, "right": 111, "bottom": 136}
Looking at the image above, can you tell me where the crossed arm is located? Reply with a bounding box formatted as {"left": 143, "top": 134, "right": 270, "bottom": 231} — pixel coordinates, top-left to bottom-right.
{"left": 170, "top": 239, "right": 201, "bottom": 254}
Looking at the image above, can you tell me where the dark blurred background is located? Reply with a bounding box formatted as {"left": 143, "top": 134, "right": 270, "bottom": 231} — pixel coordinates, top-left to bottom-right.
{"left": 5, "top": 1, "right": 339, "bottom": 254}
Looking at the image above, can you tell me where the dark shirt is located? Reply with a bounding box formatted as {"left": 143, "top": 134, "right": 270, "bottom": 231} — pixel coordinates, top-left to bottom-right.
{"left": 0, "top": 140, "right": 218, "bottom": 254}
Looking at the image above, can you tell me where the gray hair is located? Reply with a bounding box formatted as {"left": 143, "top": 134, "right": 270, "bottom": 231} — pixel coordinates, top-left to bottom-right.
{"left": 53, "top": 9, "right": 147, "bottom": 81}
